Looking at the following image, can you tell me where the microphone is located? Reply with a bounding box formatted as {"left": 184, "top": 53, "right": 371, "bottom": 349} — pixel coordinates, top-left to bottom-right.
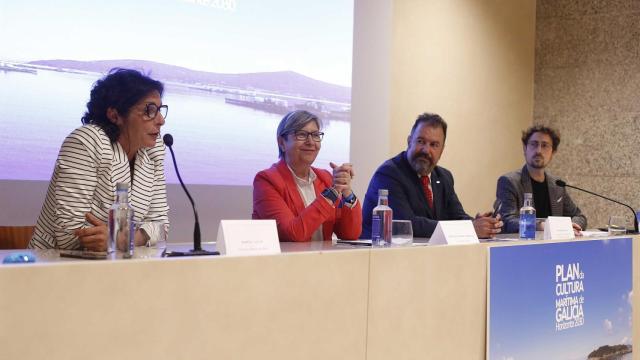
{"left": 555, "top": 179, "right": 638, "bottom": 233}
{"left": 163, "top": 134, "right": 218, "bottom": 256}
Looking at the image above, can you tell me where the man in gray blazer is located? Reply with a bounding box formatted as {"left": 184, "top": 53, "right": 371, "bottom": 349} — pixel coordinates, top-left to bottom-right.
{"left": 496, "top": 125, "right": 587, "bottom": 234}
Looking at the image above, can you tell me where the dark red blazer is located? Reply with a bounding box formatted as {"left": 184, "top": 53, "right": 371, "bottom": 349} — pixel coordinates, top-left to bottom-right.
{"left": 252, "top": 159, "right": 362, "bottom": 242}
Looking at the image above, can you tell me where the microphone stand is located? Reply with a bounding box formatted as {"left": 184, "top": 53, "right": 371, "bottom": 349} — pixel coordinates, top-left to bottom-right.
{"left": 164, "top": 135, "right": 219, "bottom": 257}
{"left": 557, "top": 180, "right": 638, "bottom": 234}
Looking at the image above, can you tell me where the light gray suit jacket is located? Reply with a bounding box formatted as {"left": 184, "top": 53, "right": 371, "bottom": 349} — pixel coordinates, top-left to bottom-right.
{"left": 496, "top": 165, "right": 587, "bottom": 233}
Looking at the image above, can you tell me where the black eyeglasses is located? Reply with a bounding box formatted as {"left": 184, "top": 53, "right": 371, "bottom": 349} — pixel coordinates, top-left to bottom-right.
{"left": 144, "top": 103, "right": 168, "bottom": 120}
{"left": 289, "top": 130, "right": 324, "bottom": 142}
{"left": 527, "top": 140, "right": 551, "bottom": 150}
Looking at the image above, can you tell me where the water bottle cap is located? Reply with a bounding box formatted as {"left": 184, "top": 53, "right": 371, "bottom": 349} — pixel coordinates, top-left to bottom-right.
{"left": 378, "top": 189, "right": 388, "bottom": 196}
{"left": 116, "top": 182, "right": 130, "bottom": 191}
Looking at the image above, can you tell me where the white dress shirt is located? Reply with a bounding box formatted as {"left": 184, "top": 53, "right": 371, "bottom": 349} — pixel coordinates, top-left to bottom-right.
{"left": 287, "top": 165, "right": 324, "bottom": 242}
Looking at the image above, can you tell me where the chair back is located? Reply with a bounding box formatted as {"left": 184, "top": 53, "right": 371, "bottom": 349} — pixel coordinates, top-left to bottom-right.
{"left": 0, "top": 226, "right": 35, "bottom": 249}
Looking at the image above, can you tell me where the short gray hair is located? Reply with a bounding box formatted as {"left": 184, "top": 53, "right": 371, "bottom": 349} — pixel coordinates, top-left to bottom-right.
{"left": 276, "top": 110, "right": 323, "bottom": 158}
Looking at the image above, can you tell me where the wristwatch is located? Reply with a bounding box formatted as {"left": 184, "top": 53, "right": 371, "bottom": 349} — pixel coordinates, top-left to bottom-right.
{"left": 321, "top": 187, "right": 339, "bottom": 203}
{"left": 343, "top": 192, "right": 357, "bottom": 205}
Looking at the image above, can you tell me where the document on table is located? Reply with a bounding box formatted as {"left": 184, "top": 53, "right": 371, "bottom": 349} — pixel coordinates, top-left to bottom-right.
{"left": 580, "top": 230, "right": 609, "bottom": 237}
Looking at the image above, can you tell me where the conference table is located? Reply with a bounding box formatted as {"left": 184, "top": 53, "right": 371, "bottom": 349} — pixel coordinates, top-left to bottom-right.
{"left": 1, "top": 235, "right": 638, "bottom": 360}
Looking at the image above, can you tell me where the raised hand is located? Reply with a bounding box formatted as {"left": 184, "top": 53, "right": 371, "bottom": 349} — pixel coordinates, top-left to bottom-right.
{"left": 330, "top": 162, "right": 354, "bottom": 196}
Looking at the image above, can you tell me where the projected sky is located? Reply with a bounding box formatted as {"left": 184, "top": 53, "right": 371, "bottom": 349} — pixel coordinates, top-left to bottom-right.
{"left": 0, "top": 0, "right": 353, "bottom": 185}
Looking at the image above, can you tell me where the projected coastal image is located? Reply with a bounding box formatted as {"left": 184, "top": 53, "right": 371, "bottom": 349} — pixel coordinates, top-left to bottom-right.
{"left": 0, "top": 0, "right": 353, "bottom": 185}
{"left": 488, "top": 238, "right": 633, "bottom": 360}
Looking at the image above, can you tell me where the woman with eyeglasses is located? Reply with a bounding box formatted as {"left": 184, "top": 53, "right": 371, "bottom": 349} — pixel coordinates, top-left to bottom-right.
{"left": 252, "top": 110, "right": 362, "bottom": 242}
{"left": 29, "top": 68, "right": 169, "bottom": 250}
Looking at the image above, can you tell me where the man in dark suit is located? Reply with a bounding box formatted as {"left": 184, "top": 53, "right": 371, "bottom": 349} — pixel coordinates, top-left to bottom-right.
{"left": 361, "top": 113, "right": 502, "bottom": 238}
{"left": 496, "top": 125, "right": 587, "bottom": 234}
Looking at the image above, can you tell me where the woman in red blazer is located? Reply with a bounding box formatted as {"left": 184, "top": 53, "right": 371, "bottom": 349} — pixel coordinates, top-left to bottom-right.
{"left": 252, "top": 110, "right": 362, "bottom": 242}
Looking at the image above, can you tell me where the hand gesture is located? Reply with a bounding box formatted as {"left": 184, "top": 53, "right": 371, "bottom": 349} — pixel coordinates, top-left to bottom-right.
{"left": 75, "top": 212, "right": 108, "bottom": 251}
{"left": 472, "top": 211, "right": 503, "bottom": 239}
{"left": 330, "top": 162, "right": 354, "bottom": 196}
{"left": 572, "top": 222, "right": 582, "bottom": 237}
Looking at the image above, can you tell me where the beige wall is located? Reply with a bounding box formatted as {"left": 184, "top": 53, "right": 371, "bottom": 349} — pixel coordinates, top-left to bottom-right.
{"left": 353, "top": 0, "right": 537, "bottom": 214}
{"left": 391, "top": 0, "right": 536, "bottom": 213}
{"left": 534, "top": 0, "right": 640, "bottom": 228}
{"left": 351, "top": 0, "right": 394, "bottom": 199}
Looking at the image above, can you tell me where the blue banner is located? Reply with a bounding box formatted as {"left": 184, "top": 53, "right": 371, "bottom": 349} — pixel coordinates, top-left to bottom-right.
{"left": 488, "top": 238, "right": 633, "bottom": 360}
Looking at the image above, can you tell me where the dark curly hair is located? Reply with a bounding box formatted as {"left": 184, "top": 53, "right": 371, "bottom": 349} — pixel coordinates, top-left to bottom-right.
{"left": 81, "top": 68, "right": 164, "bottom": 143}
{"left": 521, "top": 124, "right": 560, "bottom": 152}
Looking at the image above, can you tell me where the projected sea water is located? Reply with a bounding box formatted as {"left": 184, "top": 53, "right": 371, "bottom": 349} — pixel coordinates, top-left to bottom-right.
{"left": 0, "top": 70, "right": 350, "bottom": 186}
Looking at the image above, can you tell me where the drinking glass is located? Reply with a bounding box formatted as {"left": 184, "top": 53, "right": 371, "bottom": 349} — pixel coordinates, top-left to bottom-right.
{"left": 608, "top": 216, "right": 627, "bottom": 236}
{"left": 391, "top": 220, "right": 413, "bottom": 246}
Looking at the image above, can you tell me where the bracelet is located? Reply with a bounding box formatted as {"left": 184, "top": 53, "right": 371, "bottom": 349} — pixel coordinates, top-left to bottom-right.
{"left": 321, "top": 187, "right": 339, "bottom": 203}
{"left": 343, "top": 192, "right": 356, "bottom": 204}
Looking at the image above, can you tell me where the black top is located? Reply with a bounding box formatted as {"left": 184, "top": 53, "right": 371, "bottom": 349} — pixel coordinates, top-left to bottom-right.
{"left": 531, "top": 176, "right": 551, "bottom": 218}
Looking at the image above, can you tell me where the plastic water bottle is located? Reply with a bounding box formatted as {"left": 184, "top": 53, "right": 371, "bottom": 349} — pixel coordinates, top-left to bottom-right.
{"left": 371, "top": 189, "right": 393, "bottom": 246}
{"left": 519, "top": 192, "right": 536, "bottom": 240}
{"left": 109, "top": 182, "right": 134, "bottom": 257}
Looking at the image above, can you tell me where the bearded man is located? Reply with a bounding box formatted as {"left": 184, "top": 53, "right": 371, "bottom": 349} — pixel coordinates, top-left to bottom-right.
{"left": 361, "top": 113, "right": 502, "bottom": 238}
{"left": 495, "top": 125, "right": 586, "bottom": 235}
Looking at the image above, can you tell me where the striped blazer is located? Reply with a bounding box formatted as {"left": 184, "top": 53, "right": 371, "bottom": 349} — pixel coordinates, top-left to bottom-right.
{"left": 29, "top": 125, "right": 169, "bottom": 249}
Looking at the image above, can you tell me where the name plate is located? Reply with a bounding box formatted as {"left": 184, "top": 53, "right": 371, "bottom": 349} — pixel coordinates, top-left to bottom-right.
{"left": 429, "top": 220, "right": 479, "bottom": 245}
{"left": 543, "top": 216, "right": 574, "bottom": 240}
{"left": 216, "top": 220, "right": 281, "bottom": 256}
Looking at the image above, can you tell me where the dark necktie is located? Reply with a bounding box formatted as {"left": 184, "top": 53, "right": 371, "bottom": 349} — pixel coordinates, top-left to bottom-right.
{"left": 421, "top": 175, "right": 433, "bottom": 210}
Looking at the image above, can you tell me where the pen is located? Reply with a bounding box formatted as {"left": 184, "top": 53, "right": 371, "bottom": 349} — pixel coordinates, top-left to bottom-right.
{"left": 492, "top": 201, "right": 502, "bottom": 218}
{"left": 336, "top": 240, "right": 372, "bottom": 247}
